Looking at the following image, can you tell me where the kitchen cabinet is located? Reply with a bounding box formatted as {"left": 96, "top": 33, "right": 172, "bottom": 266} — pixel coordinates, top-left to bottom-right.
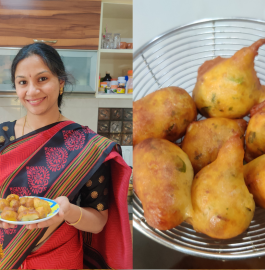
{"left": 96, "top": 1, "right": 133, "bottom": 98}
{"left": 0, "top": 0, "right": 101, "bottom": 50}
{"left": 0, "top": 48, "right": 97, "bottom": 93}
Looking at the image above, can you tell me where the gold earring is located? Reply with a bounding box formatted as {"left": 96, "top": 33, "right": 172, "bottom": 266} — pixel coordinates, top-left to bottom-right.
{"left": 59, "top": 87, "right": 63, "bottom": 95}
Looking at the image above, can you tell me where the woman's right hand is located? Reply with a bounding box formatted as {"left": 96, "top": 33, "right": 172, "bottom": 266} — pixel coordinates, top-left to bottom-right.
{"left": 0, "top": 221, "right": 16, "bottom": 229}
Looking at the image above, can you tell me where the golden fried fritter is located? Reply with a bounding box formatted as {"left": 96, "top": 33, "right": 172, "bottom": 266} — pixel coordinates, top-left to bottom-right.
{"left": 134, "top": 138, "right": 194, "bottom": 230}
{"left": 191, "top": 136, "right": 255, "bottom": 239}
{"left": 133, "top": 86, "right": 197, "bottom": 146}
{"left": 182, "top": 118, "right": 247, "bottom": 174}
{"left": 193, "top": 39, "right": 265, "bottom": 118}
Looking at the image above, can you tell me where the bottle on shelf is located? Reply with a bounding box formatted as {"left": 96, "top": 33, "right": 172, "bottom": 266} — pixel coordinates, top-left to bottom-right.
{"left": 102, "top": 72, "right": 112, "bottom": 87}
{"left": 110, "top": 79, "right": 118, "bottom": 94}
{"left": 117, "top": 82, "right": 126, "bottom": 94}
{"left": 126, "top": 70, "right": 133, "bottom": 94}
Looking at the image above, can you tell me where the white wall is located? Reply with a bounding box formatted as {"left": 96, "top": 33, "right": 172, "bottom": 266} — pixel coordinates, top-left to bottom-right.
{"left": 0, "top": 96, "right": 132, "bottom": 133}
{"left": 134, "top": 0, "right": 265, "bottom": 52}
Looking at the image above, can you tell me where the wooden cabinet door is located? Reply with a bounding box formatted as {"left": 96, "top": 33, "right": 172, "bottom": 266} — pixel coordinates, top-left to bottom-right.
{"left": 0, "top": 0, "right": 101, "bottom": 49}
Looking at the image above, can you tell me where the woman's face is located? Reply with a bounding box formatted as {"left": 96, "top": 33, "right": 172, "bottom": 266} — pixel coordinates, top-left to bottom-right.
{"left": 14, "top": 54, "right": 64, "bottom": 116}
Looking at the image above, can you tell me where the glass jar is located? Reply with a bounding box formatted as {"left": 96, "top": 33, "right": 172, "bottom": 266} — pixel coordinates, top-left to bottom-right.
{"left": 113, "top": 33, "right": 121, "bottom": 49}
{"left": 104, "top": 33, "right": 112, "bottom": 49}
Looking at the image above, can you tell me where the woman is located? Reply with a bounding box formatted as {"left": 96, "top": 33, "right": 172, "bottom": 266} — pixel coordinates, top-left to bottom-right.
{"left": 0, "top": 43, "right": 132, "bottom": 269}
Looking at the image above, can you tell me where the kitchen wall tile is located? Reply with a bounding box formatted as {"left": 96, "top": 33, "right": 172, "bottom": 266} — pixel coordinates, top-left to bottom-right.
{"left": 0, "top": 107, "right": 21, "bottom": 123}
{"left": 0, "top": 97, "right": 20, "bottom": 107}
{"left": 98, "top": 108, "right": 110, "bottom": 120}
{"left": 122, "top": 133, "right": 133, "bottom": 146}
{"left": 122, "top": 121, "right": 133, "bottom": 133}
{"left": 63, "top": 107, "right": 98, "bottom": 132}
{"left": 110, "top": 121, "right": 122, "bottom": 133}
{"left": 110, "top": 133, "right": 121, "bottom": 144}
{"left": 110, "top": 108, "right": 123, "bottom": 120}
{"left": 62, "top": 96, "right": 99, "bottom": 108}
{"left": 98, "top": 121, "right": 110, "bottom": 133}
{"left": 123, "top": 108, "right": 133, "bottom": 120}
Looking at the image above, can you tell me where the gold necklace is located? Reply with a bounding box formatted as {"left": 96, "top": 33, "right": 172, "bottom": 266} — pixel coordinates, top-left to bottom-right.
{"left": 22, "top": 113, "right": 61, "bottom": 136}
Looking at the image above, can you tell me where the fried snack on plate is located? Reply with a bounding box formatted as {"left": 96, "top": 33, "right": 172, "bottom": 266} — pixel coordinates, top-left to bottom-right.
{"left": 6, "top": 194, "right": 19, "bottom": 203}
{"left": 133, "top": 86, "right": 197, "bottom": 146}
{"left": 17, "top": 209, "right": 40, "bottom": 221}
{"left": 34, "top": 198, "right": 51, "bottom": 214}
{"left": 182, "top": 118, "right": 247, "bottom": 174}
{"left": 245, "top": 100, "right": 265, "bottom": 162}
{"left": 1, "top": 209, "right": 18, "bottom": 221}
{"left": 191, "top": 135, "right": 255, "bottom": 239}
{"left": 19, "top": 197, "right": 28, "bottom": 206}
{"left": 25, "top": 198, "right": 34, "bottom": 208}
{"left": 193, "top": 39, "right": 265, "bottom": 118}
{"left": 244, "top": 154, "right": 265, "bottom": 208}
{"left": 9, "top": 200, "right": 20, "bottom": 212}
{"left": 35, "top": 206, "right": 49, "bottom": 219}
{"left": 0, "top": 199, "right": 9, "bottom": 213}
{"left": 17, "top": 205, "right": 34, "bottom": 214}
{"left": 133, "top": 138, "right": 194, "bottom": 230}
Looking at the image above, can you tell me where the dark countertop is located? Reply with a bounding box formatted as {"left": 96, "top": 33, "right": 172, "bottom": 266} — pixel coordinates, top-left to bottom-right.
{"left": 133, "top": 228, "right": 265, "bottom": 269}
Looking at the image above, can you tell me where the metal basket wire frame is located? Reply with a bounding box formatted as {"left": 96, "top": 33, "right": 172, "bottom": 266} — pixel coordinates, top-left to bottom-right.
{"left": 133, "top": 18, "right": 265, "bottom": 260}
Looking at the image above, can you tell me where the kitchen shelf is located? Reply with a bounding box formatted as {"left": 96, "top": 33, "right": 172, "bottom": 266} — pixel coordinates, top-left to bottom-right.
{"left": 100, "top": 49, "right": 133, "bottom": 59}
{"left": 96, "top": 93, "right": 132, "bottom": 98}
{"left": 96, "top": 1, "right": 133, "bottom": 98}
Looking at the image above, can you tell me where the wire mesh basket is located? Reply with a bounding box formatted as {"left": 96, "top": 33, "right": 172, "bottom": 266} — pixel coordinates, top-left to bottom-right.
{"left": 133, "top": 18, "right": 265, "bottom": 260}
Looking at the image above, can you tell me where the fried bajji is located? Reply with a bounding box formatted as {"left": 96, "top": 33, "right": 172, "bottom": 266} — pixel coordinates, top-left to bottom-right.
{"left": 1, "top": 208, "right": 18, "bottom": 221}
{"left": 34, "top": 198, "right": 51, "bottom": 215}
{"left": 9, "top": 200, "right": 20, "bottom": 212}
{"left": 133, "top": 138, "right": 194, "bottom": 230}
{"left": 193, "top": 39, "right": 265, "bottom": 118}
{"left": 133, "top": 86, "right": 197, "bottom": 146}
{"left": 245, "top": 101, "right": 265, "bottom": 162}
{"left": 17, "top": 209, "right": 40, "bottom": 221}
{"left": 191, "top": 136, "right": 255, "bottom": 239}
{"left": 182, "top": 118, "right": 247, "bottom": 174}
{"left": 0, "top": 199, "right": 9, "bottom": 213}
{"left": 6, "top": 194, "right": 19, "bottom": 204}
{"left": 244, "top": 154, "right": 265, "bottom": 208}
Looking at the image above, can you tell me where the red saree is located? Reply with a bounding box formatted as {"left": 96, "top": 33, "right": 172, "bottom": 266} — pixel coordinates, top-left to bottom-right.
{"left": 0, "top": 121, "right": 132, "bottom": 269}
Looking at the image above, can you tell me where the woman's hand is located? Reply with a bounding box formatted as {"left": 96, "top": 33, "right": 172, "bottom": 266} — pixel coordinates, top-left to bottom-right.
{"left": 0, "top": 221, "right": 16, "bottom": 229}
{"left": 25, "top": 196, "right": 71, "bottom": 230}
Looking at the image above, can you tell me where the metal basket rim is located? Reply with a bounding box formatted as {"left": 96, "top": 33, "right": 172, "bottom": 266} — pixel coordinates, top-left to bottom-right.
{"left": 134, "top": 17, "right": 265, "bottom": 59}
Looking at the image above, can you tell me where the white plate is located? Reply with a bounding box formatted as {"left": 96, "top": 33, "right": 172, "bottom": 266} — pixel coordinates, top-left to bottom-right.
{"left": 0, "top": 196, "right": 60, "bottom": 225}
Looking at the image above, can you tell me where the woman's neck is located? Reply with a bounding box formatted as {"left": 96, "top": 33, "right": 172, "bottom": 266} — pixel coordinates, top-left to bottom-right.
{"left": 25, "top": 107, "right": 61, "bottom": 131}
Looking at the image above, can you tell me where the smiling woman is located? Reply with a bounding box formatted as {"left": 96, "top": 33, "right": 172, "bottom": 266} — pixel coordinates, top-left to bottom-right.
{"left": 0, "top": 43, "right": 132, "bottom": 269}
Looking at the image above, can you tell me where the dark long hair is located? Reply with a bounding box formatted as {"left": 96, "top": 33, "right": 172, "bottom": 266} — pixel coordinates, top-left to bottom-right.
{"left": 11, "top": 42, "right": 73, "bottom": 109}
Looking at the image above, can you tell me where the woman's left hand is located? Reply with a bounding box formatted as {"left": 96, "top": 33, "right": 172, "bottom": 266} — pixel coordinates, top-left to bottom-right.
{"left": 25, "top": 196, "right": 71, "bottom": 230}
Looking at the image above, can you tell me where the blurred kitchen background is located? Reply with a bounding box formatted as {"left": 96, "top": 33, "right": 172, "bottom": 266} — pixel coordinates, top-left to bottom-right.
{"left": 0, "top": 0, "right": 133, "bottom": 218}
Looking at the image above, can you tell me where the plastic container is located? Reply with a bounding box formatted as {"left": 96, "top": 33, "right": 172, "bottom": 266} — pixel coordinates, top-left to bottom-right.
{"left": 118, "top": 77, "right": 126, "bottom": 86}
{"left": 117, "top": 83, "right": 125, "bottom": 94}
{"left": 126, "top": 70, "right": 133, "bottom": 94}
{"left": 100, "top": 82, "right": 108, "bottom": 88}
{"left": 110, "top": 80, "right": 118, "bottom": 93}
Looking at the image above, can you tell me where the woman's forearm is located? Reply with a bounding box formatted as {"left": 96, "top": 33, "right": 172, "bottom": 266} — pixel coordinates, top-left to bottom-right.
{"left": 64, "top": 203, "right": 108, "bottom": 233}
